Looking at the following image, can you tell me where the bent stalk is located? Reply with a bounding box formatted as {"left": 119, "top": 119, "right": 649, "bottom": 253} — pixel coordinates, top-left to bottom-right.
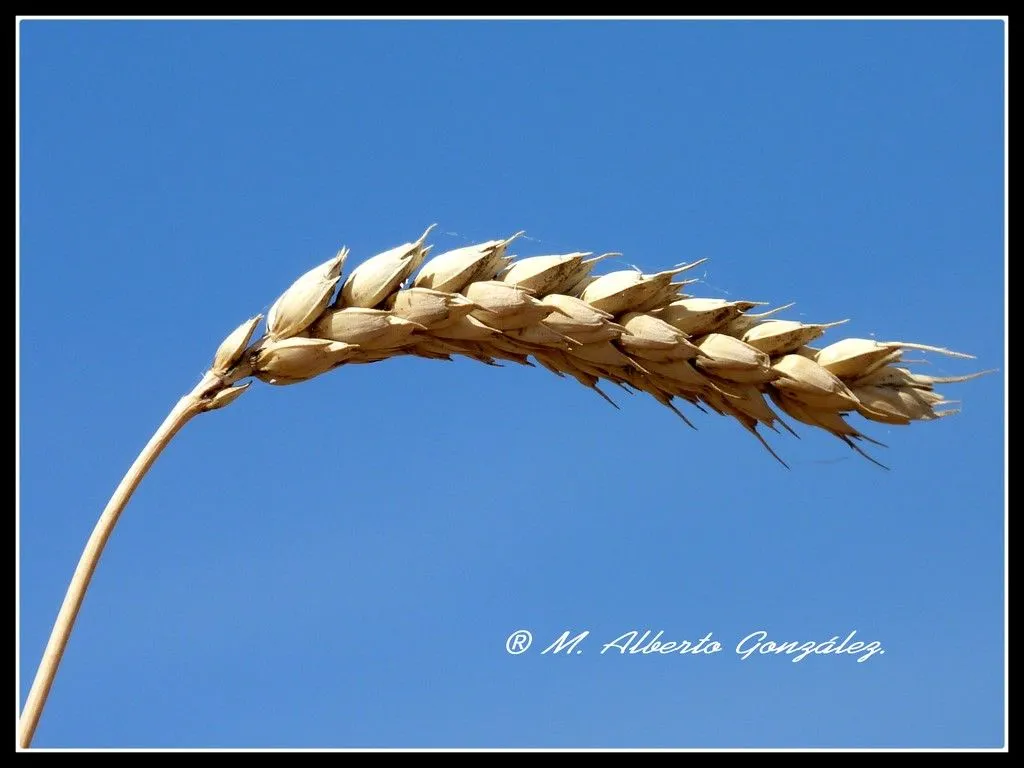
{"left": 19, "top": 372, "right": 226, "bottom": 748}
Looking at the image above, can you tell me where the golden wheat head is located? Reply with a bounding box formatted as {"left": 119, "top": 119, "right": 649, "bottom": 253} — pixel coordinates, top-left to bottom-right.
{"left": 209, "top": 226, "right": 990, "bottom": 469}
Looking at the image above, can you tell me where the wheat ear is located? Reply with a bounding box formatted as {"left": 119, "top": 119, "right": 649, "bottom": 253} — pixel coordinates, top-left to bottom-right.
{"left": 19, "top": 226, "right": 988, "bottom": 747}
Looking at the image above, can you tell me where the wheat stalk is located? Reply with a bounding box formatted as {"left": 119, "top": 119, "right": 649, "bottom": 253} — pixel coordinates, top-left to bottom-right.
{"left": 19, "top": 226, "right": 988, "bottom": 747}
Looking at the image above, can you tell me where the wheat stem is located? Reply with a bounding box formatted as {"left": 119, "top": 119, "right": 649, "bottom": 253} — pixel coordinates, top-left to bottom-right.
{"left": 19, "top": 371, "right": 228, "bottom": 748}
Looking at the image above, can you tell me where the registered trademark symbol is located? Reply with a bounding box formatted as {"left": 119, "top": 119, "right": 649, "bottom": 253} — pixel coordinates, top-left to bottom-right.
{"left": 506, "top": 630, "right": 533, "bottom": 654}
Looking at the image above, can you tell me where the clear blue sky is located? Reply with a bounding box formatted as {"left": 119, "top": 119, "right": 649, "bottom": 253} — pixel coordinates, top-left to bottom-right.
{"left": 18, "top": 20, "right": 1005, "bottom": 749}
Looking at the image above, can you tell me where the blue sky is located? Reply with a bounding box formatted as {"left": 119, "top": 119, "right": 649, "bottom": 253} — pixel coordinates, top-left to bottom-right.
{"left": 18, "top": 20, "right": 1005, "bottom": 749}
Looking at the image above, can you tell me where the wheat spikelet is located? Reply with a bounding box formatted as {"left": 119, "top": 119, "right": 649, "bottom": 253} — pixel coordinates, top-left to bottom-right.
{"left": 203, "top": 225, "right": 989, "bottom": 469}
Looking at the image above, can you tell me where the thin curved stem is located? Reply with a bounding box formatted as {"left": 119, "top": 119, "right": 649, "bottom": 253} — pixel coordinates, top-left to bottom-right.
{"left": 19, "top": 372, "right": 223, "bottom": 749}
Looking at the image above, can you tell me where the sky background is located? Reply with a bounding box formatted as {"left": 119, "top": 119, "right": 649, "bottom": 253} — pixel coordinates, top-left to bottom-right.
{"left": 18, "top": 20, "right": 1005, "bottom": 749}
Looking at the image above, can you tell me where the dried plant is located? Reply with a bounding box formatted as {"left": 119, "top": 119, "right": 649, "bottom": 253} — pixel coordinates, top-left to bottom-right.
{"left": 19, "top": 226, "right": 989, "bottom": 747}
